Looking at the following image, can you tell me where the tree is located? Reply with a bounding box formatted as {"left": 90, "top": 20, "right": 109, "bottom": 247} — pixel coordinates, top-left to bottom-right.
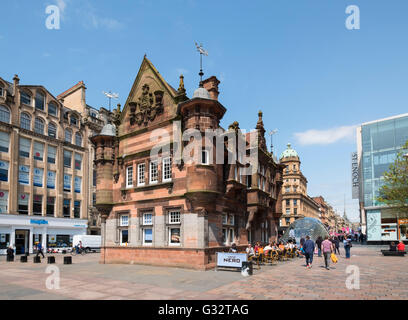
{"left": 377, "top": 140, "right": 408, "bottom": 214}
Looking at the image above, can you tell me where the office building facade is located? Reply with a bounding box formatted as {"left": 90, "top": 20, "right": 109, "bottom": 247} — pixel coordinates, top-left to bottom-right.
{"left": 356, "top": 113, "right": 408, "bottom": 243}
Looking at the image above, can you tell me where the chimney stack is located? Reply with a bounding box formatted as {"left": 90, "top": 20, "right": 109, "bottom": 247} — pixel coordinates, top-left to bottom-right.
{"left": 202, "top": 76, "right": 220, "bottom": 100}
{"left": 13, "top": 74, "right": 20, "bottom": 96}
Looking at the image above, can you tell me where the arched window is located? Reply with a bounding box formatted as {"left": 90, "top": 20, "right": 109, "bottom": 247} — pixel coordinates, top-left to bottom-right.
{"left": 0, "top": 105, "right": 10, "bottom": 123}
{"left": 48, "top": 102, "right": 58, "bottom": 116}
{"left": 65, "top": 128, "right": 72, "bottom": 143}
{"left": 48, "top": 122, "right": 57, "bottom": 138}
{"left": 75, "top": 132, "right": 82, "bottom": 146}
{"left": 20, "top": 91, "right": 32, "bottom": 105}
{"left": 35, "top": 91, "right": 45, "bottom": 111}
{"left": 34, "top": 117, "right": 45, "bottom": 135}
{"left": 20, "top": 113, "right": 31, "bottom": 130}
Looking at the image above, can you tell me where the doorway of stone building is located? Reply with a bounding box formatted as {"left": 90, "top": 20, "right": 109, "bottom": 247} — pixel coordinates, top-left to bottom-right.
{"left": 15, "top": 229, "right": 30, "bottom": 254}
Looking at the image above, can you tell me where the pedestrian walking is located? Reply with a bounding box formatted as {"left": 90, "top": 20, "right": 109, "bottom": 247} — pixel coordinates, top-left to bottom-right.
{"left": 300, "top": 236, "right": 305, "bottom": 248}
{"left": 321, "top": 236, "right": 333, "bottom": 270}
{"left": 315, "top": 236, "right": 323, "bottom": 257}
{"left": 343, "top": 235, "right": 352, "bottom": 259}
{"left": 6, "top": 245, "right": 14, "bottom": 262}
{"left": 333, "top": 236, "right": 340, "bottom": 255}
{"left": 36, "top": 242, "right": 45, "bottom": 258}
{"left": 303, "top": 236, "right": 315, "bottom": 268}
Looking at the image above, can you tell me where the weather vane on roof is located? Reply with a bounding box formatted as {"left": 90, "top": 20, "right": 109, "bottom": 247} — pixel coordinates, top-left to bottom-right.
{"left": 269, "top": 129, "right": 278, "bottom": 154}
{"left": 102, "top": 91, "right": 119, "bottom": 112}
{"left": 195, "top": 42, "right": 208, "bottom": 84}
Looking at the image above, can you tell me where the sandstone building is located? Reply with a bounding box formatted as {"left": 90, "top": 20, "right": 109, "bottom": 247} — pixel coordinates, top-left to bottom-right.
{"left": 92, "top": 57, "right": 284, "bottom": 269}
{"left": 0, "top": 75, "right": 89, "bottom": 254}
{"left": 279, "top": 143, "right": 320, "bottom": 231}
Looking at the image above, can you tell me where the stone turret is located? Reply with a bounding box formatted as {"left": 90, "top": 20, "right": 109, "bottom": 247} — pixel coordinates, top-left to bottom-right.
{"left": 177, "top": 77, "right": 226, "bottom": 213}
{"left": 90, "top": 123, "right": 116, "bottom": 219}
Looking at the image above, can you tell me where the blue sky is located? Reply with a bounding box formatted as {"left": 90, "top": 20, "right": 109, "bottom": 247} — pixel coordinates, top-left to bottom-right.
{"left": 2, "top": 0, "right": 408, "bottom": 222}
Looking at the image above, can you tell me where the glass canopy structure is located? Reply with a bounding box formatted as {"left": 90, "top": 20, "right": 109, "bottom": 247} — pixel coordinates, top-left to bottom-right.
{"left": 281, "top": 217, "right": 329, "bottom": 244}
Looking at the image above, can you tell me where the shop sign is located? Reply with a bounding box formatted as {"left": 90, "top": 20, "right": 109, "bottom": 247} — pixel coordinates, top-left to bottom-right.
{"left": 30, "top": 219, "right": 48, "bottom": 225}
{"left": 49, "top": 235, "right": 56, "bottom": 243}
{"left": 398, "top": 219, "right": 408, "bottom": 225}
{"left": 216, "top": 252, "right": 247, "bottom": 268}
{"left": 351, "top": 152, "right": 359, "bottom": 199}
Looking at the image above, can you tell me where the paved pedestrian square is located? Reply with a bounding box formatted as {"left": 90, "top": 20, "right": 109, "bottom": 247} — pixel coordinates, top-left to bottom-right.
{"left": 0, "top": 245, "right": 406, "bottom": 300}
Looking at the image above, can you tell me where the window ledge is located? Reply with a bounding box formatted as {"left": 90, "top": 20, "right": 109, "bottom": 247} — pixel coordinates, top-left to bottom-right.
{"left": 132, "top": 181, "right": 173, "bottom": 192}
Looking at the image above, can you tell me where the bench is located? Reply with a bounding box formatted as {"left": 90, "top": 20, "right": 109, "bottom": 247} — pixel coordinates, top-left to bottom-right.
{"left": 381, "top": 250, "right": 406, "bottom": 256}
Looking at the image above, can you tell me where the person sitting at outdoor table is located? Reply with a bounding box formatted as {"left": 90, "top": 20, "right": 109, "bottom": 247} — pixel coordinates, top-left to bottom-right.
{"left": 263, "top": 243, "right": 273, "bottom": 255}
{"left": 254, "top": 241, "right": 262, "bottom": 254}
{"left": 397, "top": 241, "right": 405, "bottom": 252}
{"left": 246, "top": 244, "right": 255, "bottom": 257}
{"left": 229, "top": 243, "right": 237, "bottom": 253}
{"left": 389, "top": 242, "right": 397, "bottom": 251}
{"left": 278, "top": 242, "right": 285, "bottom": 250}
{"left": 287, "top": 240, "right": 295, "bottom": 249}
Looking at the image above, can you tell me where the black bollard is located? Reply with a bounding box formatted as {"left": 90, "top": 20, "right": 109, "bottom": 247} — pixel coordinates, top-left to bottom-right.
{"left": 64, "top": 256, "right": 72, "bottom": 265}
{"left": 33, "top": 256, "right": 41, "bottom": 263}
{"left": 20, "top": 256, "right": 27, "bottom": 263}
{"left": 47, "top": 256, "right": 55, "bottom": 264}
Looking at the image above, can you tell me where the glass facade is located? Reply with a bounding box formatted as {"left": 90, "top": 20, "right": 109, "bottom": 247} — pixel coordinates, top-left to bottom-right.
{"left": 361, "top": 115, "right": 408, "bottom": 207}
{"left": 360, "top": 114, "right": 408, "bottom": 242}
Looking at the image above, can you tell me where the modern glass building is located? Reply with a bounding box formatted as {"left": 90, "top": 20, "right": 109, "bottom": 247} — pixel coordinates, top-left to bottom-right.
{"left": 356, "top": 113, "right": 408, "bottom": 243}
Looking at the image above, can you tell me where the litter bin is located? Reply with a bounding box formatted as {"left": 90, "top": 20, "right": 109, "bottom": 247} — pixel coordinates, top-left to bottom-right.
{"left": 241, "top": 261, "right": 253, "bottom": 276}
{"left": 33, "top": 256, "right": 41, "bottom": 263}
{"left": 64, "top": 256, "right": 72, "bottom": 265}
{"left": 20, "top": 256, "right": 27, "bottom": 263}
{"left": 47, "top": 256, "right": 55, "bottom": 264}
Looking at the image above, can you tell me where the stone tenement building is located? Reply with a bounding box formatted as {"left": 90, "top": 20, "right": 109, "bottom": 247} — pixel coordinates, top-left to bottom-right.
{"left": 279, "top": 143, "right": 320, "bottom": 231}
{"left": 57, "top": 81, "right": 112, "bottom": 235}
{"left": 92, "top": 57, "right": 284, "bottom": 269}
{"left": 0, "top": 75, "right": 90, "bottom": 255}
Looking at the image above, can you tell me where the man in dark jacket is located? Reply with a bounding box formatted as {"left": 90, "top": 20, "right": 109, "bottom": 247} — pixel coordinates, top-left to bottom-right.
{"left": 6, "top": 246, "right": 14, "bottom": 262}
{"left": 303, "top": 236, "right": 315, "bottom": 268}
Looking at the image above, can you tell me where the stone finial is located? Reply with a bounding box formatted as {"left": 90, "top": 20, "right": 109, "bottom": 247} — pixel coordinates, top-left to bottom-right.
{"left": 178, "top": 74, "right": 186, "bottom": 95}
{"left": 117, "top": 103, "right": 121, "bottom": 112}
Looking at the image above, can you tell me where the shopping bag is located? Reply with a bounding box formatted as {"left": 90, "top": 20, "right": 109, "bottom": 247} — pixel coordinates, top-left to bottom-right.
{"left": 331, "top": 253, "right": 338, "bottom": 263}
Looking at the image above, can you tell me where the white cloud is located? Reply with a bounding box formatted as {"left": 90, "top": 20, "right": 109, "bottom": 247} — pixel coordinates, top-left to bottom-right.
{"left": 294, "top": 125, "right": 357, "bottom": 146}
{"left": 176, "top": 68, "right": 189, "bottom": 76}
{"left": 55, "top": 0, "right": 67, "bottom": 13}
{"left": 88, "top": 14, "right": 124, "bottom": 30}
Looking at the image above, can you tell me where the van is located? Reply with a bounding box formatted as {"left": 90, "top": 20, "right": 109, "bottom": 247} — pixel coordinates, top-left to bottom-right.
{"left": 72, "top": 235, "right": 101, "bottom": 253}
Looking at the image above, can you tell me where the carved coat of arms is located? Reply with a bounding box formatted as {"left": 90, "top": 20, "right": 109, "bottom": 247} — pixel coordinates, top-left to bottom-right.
{"left": 129, "top": 84, "right": 164, "bottom": 126}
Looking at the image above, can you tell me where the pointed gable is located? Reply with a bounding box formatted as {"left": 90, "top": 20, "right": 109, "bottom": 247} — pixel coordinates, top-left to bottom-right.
{"left": 119, "top": 57, "right": 179, "bottom": 133}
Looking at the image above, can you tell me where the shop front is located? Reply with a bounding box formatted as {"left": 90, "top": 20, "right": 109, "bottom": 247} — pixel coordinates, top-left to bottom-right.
{"left": 366, "top": 208, "right": 408, "bottom": 243}
{"left": 0, "top": 214, "right": 87, "bottom": 255}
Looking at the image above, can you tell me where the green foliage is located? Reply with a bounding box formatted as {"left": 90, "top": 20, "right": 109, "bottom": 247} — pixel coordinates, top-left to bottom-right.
{"left": 377, "top": 140, "right": 408, "bottom": 214}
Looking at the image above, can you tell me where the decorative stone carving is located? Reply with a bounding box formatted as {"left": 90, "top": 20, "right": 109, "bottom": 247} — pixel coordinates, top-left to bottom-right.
{"left": 129, "top": 84, "right": 164, "bottom": 126}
